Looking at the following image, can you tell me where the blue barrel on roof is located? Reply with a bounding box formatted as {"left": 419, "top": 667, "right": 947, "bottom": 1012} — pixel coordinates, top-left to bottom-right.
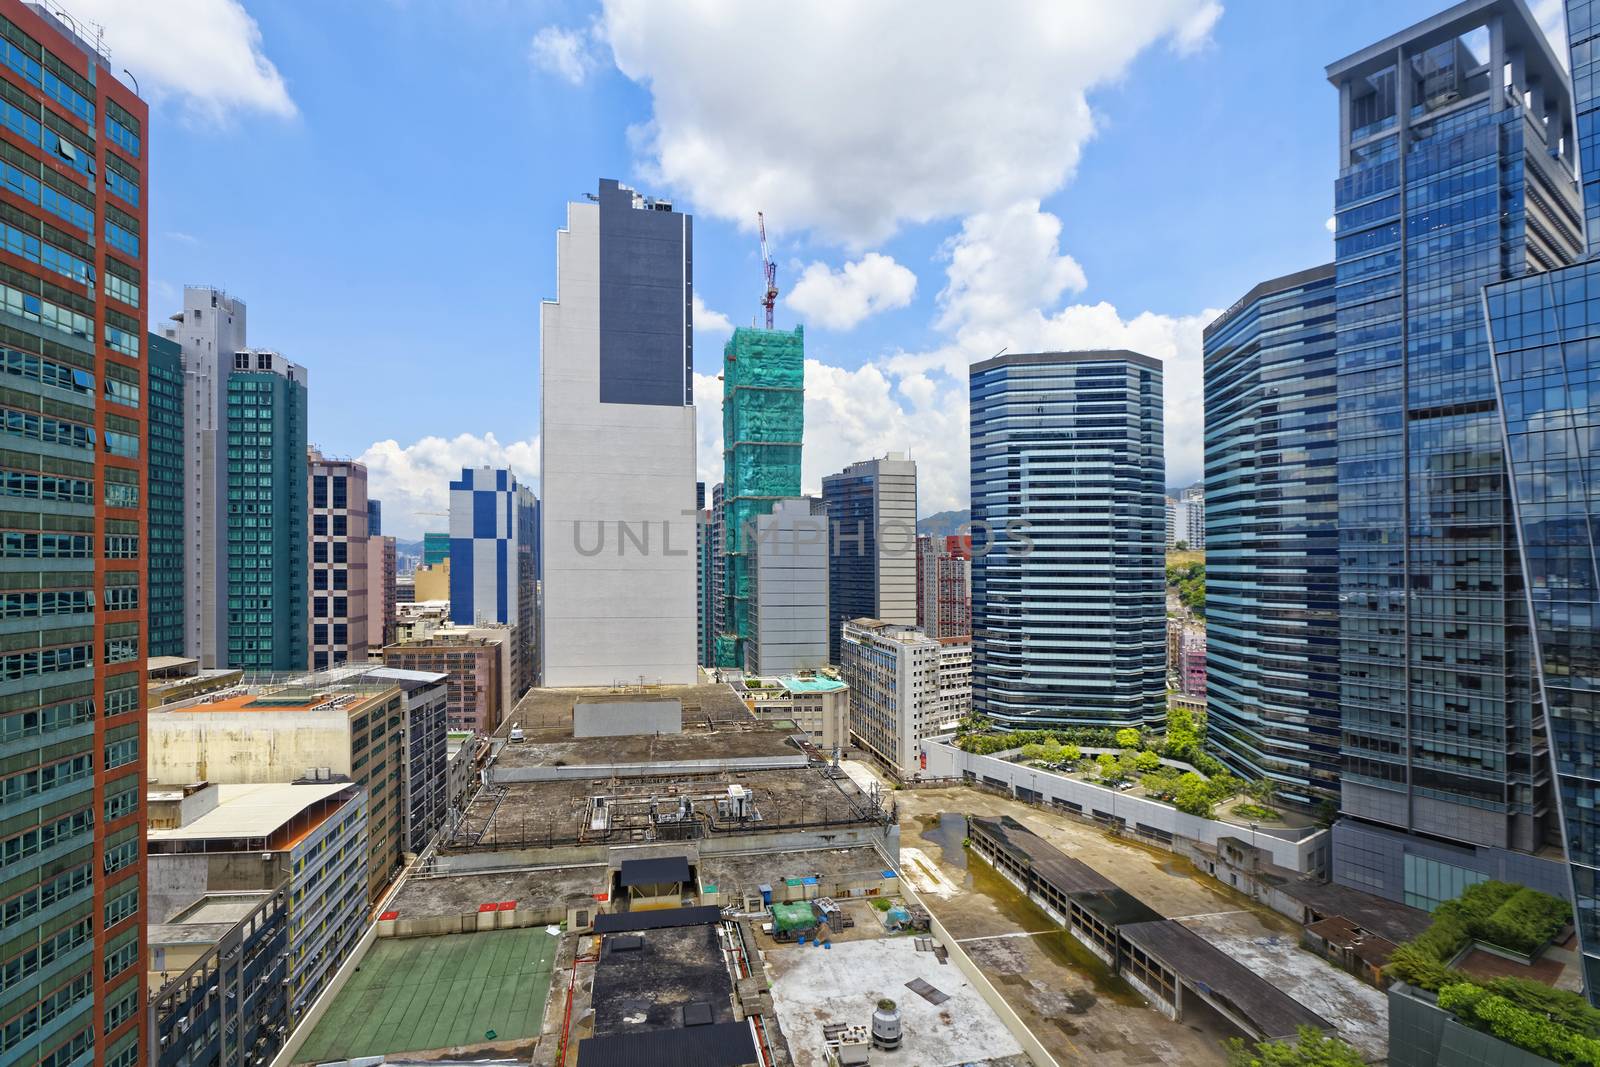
{"left": 759, "top": 883, "right": 772, "bottom": 905}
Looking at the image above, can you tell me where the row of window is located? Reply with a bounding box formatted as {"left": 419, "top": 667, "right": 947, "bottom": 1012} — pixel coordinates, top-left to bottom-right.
{"left": 0, "top": 915, "right": 90, "bottom": 994}
{"left": 0, "top": 965, "right": 89, "bottom": 1054}
{"left": 0, "top": 155, "right": 91, "bottom": 233}
{"left": 0, "top": 215, "right": 90, "bottom": 285}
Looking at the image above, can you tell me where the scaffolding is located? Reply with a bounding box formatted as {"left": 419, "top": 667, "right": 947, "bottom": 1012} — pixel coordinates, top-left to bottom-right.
{"left": 717, "top": 325, "right": 804, "bottom": 667}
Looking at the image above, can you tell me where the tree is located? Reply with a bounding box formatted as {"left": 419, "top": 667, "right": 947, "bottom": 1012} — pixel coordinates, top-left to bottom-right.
{"left": 1173, "top": 772, "right": 1213, "bottom": 817}
{"left": 1060, "top": 744, "right": 1082, "bottom": 764}
{"left": 1135, "top": 750, "right": 1162, "bottom": 773}
{"left": 1095, "top": 753, "right": 1118, "bottom": 781}
{"left": 1173, "top": 539, "right": 1189, "bottom": 551}
{"left": 1115, "top": 727, "right": 1141, "bottom": 749}
{"left": 1141, "top": 769, "right": 1180, "bottom": 799}
{"left": 1224, "top": 1026, "right": 1365, "bottom": 1067}
{"left": 1247, "top": 778, "right": 1279, "bottom": 809}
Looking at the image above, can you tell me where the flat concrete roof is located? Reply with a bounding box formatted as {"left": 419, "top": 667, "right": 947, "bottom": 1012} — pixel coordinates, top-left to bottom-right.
{"left": 494, "top": 722, "right": 799, "bottom": 769}
{"left": 699, "top": 847, "right": 891, "bottom": 897}
{"left": 970, "top": 814, "right": 1120, "bottom": 896}
{"left": 387, "top": 866, "right": 605, "bottom": 919}
{"left": 766, "top": 936, "right": 1026, "bottom": 1067}
{"left": 590, "top": 922, "right": 734, "bottom": 1034}
{"left": 150, "top": 892, "right": 272, "bottom": 946}
{"left": 148, "top": 783, "right": 351, "bottom": 841}
{"left": 449, "top": 767, "right": 885, "bottom": 851}
{"left": 500, "top": 683, "right": 753, "bottom": 737}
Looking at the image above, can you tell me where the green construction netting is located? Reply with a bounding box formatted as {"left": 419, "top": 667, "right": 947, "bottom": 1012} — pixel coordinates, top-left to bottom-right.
{"left": 771, "top": 902, "right": 817, "bottom": 934}
{"left": 719, "top": 325, "right": 805, "bottom": 656}
{"left": 713, "top": 633, "right": 742, "bottom": 668}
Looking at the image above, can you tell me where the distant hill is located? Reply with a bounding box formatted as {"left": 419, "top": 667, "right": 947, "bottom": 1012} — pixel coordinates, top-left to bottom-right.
{"left": 393, "top": 538, "right": 424, "bottom": 556}
{"left": 918, "top": 509, "right": 970, "bottom": 538}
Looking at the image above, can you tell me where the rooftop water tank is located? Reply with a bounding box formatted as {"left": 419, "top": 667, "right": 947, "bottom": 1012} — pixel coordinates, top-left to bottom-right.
{"left": 871, "top": 998, "right": 902, "bottom": 1050}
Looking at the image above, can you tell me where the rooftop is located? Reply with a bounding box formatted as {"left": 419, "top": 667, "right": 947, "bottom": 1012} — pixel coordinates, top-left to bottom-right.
{"left": 699, "top": 847, "right": 891, "bottom": 900}
{"left": 778, "top": 675, "right": 846, "bottom": 694}
{"left": 1281, "top": 877, "right": 1433, "bottom": 945}
{"left": 765, "top": 936, "right": 1027, "bottom": 1067}
{"left": 969, "top": 814, "right": 1120, "bottom": 895}
{"left": 386, "top": 866, "right": 605, "bottom": 920}
{"left": 148, "top": 783, "right": 354, "bottom": 844}
{"left": 1119, "top": 919, "right": 1334, "bottom": 1043}
{"left": 500, "top": 682, "right": 754, "bottom": 736}
{"left": 294, "top": 928, "right": 558, "bottom": 1063}
{"left": 447, "top": 767, "right": 888, "bottom": 852}
{"left": 589, "top": 922, "right": 734, "bottom": 1036}
{"left": 149, "top": 892, "right": 273, "bottom": 945}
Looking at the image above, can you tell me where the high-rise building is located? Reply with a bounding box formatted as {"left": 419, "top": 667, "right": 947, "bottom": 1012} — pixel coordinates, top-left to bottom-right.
{"left": 840, "top": 620, "right": 971, "bottom": 778}
{"left": 745, "top": 498, "right": 829, "bottom": 675}
{"left": 368, "top": 497, "right": 382, "bottom": 537}
{"left": 710, "top": 481, "right": 726, "bottom": 656}
{"left": 226, "top": 350, "right": 309, "bottom": 671}
{"left": 1473, "top": 0, "right": 1600, "bottom": 998}
{"left": 1203, "top": 264, "right": 1341, "bottom": 808}
{"left": 308, "top": 450, "right": 370, "bottom": 670}
{"left": 717, "top": 325, "right": 804, "bottom": 667}
{"left": 447, "top": 467, "right": 534, "bottom": 696}
{"left": 916, "top": 534, "right": 971, "bottom": 639}
{"left": 0, "top": 8, "right": 149, "bottom": 1063}
{"left": 369, "top": 533, "right": 397, "bottom": 649}
{"left": 362, "top": 666, "right": 450, "bottom": 854}
{"left": 1164, "top": 496, "right": 1179, "bottom": 549}
{"left": 821, "top": 454, "right": 917, "bottom": 663}
{"left": 1179, "top": 482, "right": 1205, "bottom": 549}
{"left": 969, "top": 351, "right": 1165, "bottom": 728}
{"left": 540, "top": 178, "right": 698, "bottom": 686}
{"left": 161, "top": 286, "right": 247, "bottom": 668}
{"left": 422, "top": 531, "right": 449, "bottom": 566}
{"left": 149, "top": 331, "right": 186, "bottom": 657}
{"left": 696, "top": 483, "right": 714, "bottom": 667}
{"left": 1327, "top": 2, "right": 1581, "bottom": 907}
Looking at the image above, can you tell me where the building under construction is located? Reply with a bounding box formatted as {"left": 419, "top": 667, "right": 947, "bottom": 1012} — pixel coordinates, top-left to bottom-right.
{"left": 716, "top": 325, "right": 805, "bottom": 667}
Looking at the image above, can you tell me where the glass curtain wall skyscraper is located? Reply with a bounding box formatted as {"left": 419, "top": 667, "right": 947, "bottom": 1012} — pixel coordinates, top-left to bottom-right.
{"left": 1327, "top": 1, "right": 1583, "bottom": 904}
{"left": 149, "top": 331, "right": 186, "bottom": 658}
{"left": 1472, "top": 0, "right": 1600, "bottom": 1004}
{"left": 227, "top": 350, "right": 309, "bottom": 671}
{"left": 969, "top": 351, "right": 1165, "bottom": 729}
{"left": 1203, "top": 265, "right": 1341, "bottom": 809}
{"left": 821, "top": 454, "right": 917, "bottom": 664}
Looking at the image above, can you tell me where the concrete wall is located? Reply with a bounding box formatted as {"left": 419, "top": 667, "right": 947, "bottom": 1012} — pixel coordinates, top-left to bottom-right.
{"left": 148, "top": 710, "right": 352, "bottom": 782}
{"left": 490, "top": 753, "right": 809, "bottom": 783}
{"left": 573, "top": 699, "right": 682, "bottom": 737}
{"left": 540, "top": 192, "right": 698, "bottom": 687}
{"left": 923, "top": 740, "right": 1327, "bottom": 873}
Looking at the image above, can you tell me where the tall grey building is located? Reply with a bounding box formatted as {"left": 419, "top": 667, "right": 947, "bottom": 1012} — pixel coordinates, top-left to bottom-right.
{"left": 540, "top": 179, "right": 698, "bottom": 685}
{"left": 969, "top": 351, "right": 1165, "bottom": 728}
{"left": 1204, "top": 264, "right": 1341, "bottom": 809}
{"left": 821, "top": 453, "right": 917, "bottom": 663}
{"left": 746, "top": 498, "right": 830, "bottom": 675}
{"left": 1327, "top": 0, "right": 1580, "bottom": 906}
{"left": 161, "top": 286, "right": 248, "bottom": 667}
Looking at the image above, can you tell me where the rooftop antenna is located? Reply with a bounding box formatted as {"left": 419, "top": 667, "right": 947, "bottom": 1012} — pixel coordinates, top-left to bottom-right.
{"left": 758, "top": 212, "right": 778, "bottom": 329}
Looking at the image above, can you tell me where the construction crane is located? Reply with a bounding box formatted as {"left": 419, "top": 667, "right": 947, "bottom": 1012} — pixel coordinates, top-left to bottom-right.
{"left": 758, "top": 211, "right": 778, "bottom": 329}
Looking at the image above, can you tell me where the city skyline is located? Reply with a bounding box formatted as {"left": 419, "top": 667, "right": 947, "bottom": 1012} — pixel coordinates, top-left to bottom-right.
{"left": 70, "top": 1, "right": 1571, "bottom": 538}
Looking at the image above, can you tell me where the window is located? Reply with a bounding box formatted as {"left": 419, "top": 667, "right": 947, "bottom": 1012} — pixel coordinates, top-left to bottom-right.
{"left": 103, "top": 377, "right": 139, "bottom": 408}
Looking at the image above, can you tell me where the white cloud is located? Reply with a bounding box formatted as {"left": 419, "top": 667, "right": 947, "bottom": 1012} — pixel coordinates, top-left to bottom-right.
{"left": 357, "top": 433, "right": 539, "bottom": 540}
{"left": 68, "top": 0, "right": 294, "bottom": 122}
{"left": 693, "top": 295, "right": 733, "bottom": 339}
{"left": 786, "top": 253, "right": 917, "bottom": 330}
{"left": 530, "top": 25, "right": 599, "bottom": 86}
{"left": 938, "top": 202, "right": 1086, "bottom": 330}
{"left": 694, "top": 363, "right": 968, "bottom": 515}
{"left": 1531, "top": 0, "right": 1568, "bottom": 63}
{"left": 600, "top": 0, "right": 1219, "bottom": 245}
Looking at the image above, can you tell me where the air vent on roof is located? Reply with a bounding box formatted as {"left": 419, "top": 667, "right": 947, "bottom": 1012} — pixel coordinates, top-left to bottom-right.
{"left": 609, "top": 935, "right": 643, "bottom": 952}
{"left": 683, "top": 1002, "right": 714, "bottom": 1026}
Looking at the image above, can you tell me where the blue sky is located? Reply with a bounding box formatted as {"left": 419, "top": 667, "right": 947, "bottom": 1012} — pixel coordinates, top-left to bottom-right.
{"left": 89, "top": 0, "right": 1564, "bottom": 538}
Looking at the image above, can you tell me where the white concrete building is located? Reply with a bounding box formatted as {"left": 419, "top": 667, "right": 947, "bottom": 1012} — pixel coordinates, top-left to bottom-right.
{"left": 540, "top": 179, "right": 697, "bottom": 686}
{"left": 839, "top": 619, "right": 971, "bottom": 778}
{"left": 161, "top": 286, "right": 248, "bottom": 667}
{"left": 1180, "top": 482, "right": 1205, "bottom": 549}
{"left": 746, "top": 498, "right": 829, "bottom": 675}
{"left": 735, "top": 674, "right": 850, "bottom": 752}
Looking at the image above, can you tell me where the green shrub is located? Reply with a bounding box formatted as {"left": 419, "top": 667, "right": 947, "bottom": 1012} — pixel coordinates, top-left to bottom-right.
{"left": 1481, "top": 978, "right": 1600, "bottom": 1040}
{"left": 1480, "top": 886, "right": 1572, "bottom": 955}
{"left": 1114, "top": 727, "right": 1141, "bottom": 749}
{"left": 1440, "top": 982, "right": 1600, "bottom": 1066}
{"left": 1223, "top": 1025, "right": 1364, "bottom": 1067}
{"left": 1134, "top": 751, "right": 1161, "bottom": 773}
{"left": 1173, "top": 772, "right": 1213, "bottom": 817}
{"left": 1233, "top": 803, "right": 1278, "bottom": 821}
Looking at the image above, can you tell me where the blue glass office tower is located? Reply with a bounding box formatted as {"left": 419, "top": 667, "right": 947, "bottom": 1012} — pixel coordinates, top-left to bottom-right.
{"left": 1327, "top": 1, "right": 1583, "bottom": 908}
{"left": 1475, "top": 0, "right": 1600, "bottom": 1002}
{"left": 1203, "top": 265, "right": 1341, "bottom": 808}
{"left": 448, "top": 467, "right": 536, "bottom": 693}
{"left": 821, "top": 454, "right": 917, "bottom": 664}
{"left": 969, "top": 351, "right": 1165, "bottom": 728}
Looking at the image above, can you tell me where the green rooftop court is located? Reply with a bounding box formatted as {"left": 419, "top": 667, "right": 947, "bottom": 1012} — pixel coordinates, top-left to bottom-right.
{"left": 295, "top": 927, "right": 558, "bottom": 1062}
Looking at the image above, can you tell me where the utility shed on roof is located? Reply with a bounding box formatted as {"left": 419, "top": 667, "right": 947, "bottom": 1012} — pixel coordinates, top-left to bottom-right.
{"left": 594, "top": 905, "right": 721, "bottom": 933}
{"left": 589, "top": 922, "right": 735, "bottom": 1035}
{"left": 575, "top": 1021, "right": 757, "bottom": 1067}
{"left": 620, "top": 855, "right": 692, "bottom": 887}
{"left": 1118, "top": 919, "right": 1334, "bottom": 1042}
